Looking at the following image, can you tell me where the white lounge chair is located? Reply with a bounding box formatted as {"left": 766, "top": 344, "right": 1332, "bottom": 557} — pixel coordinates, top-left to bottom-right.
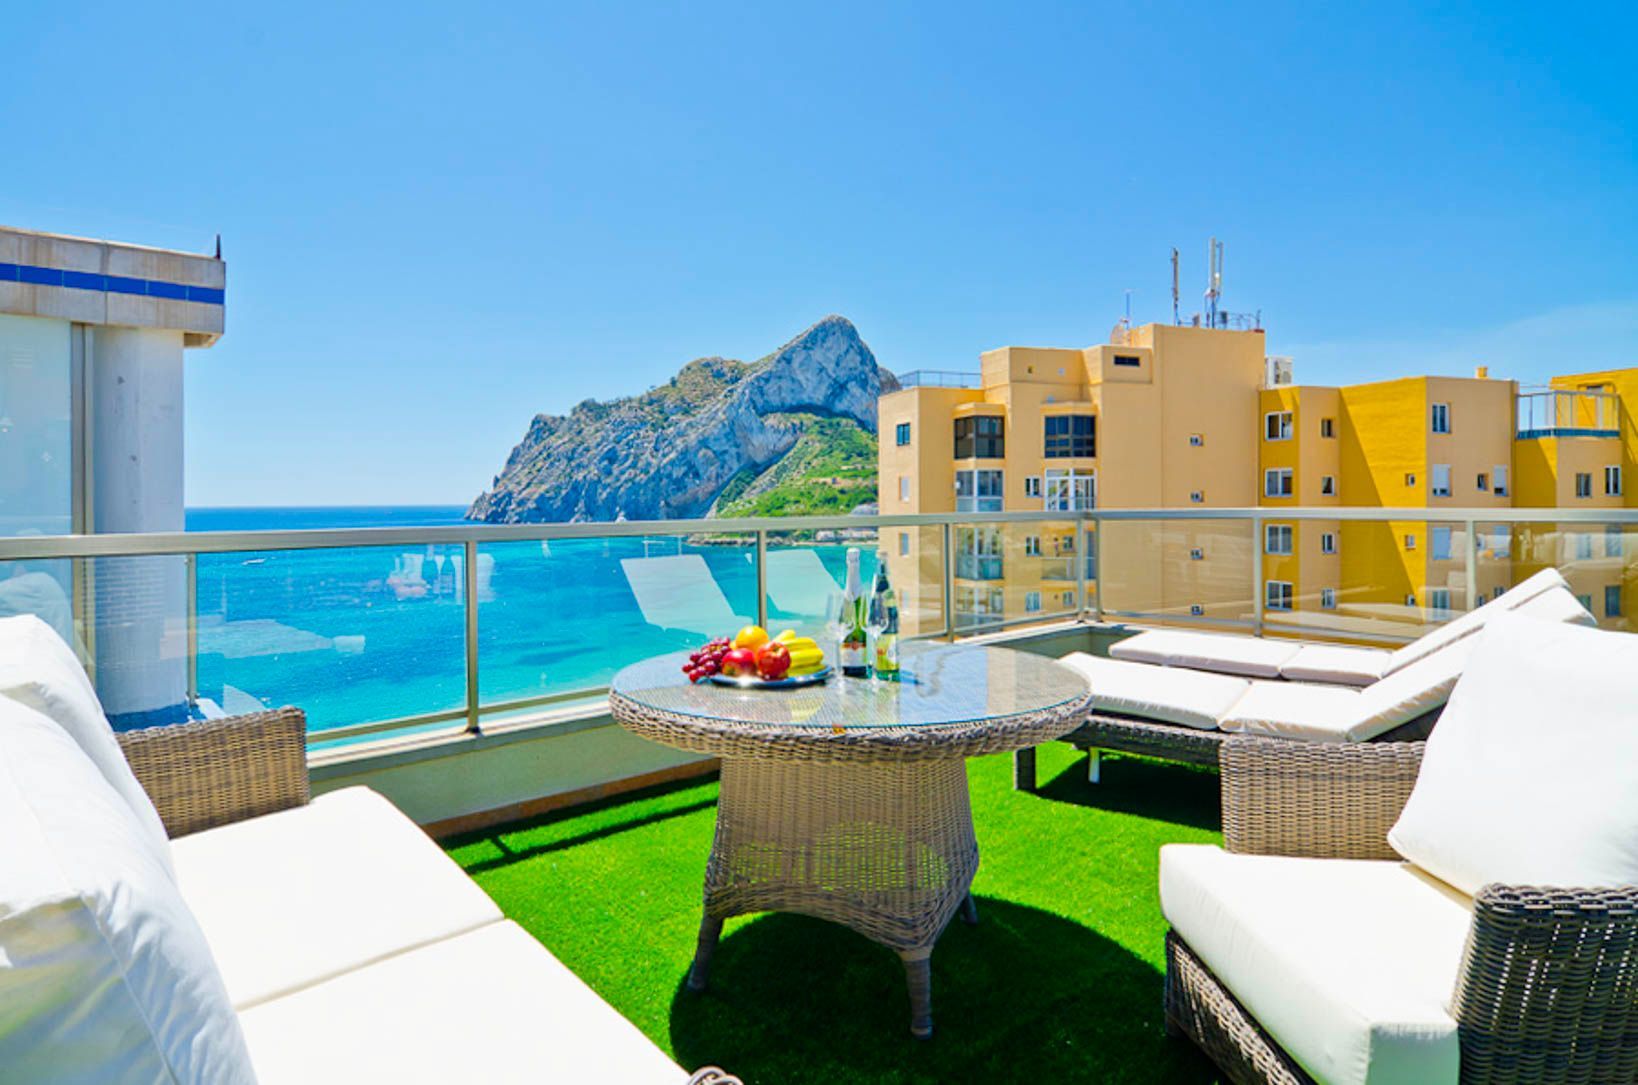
{"left": 1109, "top": 567, "right": 1569, "bottom": 686}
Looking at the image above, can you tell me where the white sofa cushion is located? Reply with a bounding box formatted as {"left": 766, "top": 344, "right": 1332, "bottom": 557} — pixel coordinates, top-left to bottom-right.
{"left": 0, "top": 614, "right": 173, "bottom": 872}
{"left": 1381, "top": 567, "right": 1565, "bottom": 675}
{"left": 1109, "top": 629, "right": 1299, "bottom": 678}
{"left": 173, "top": 785, "right": 503, "bottom": 1009}
{"left": 1278, "top": 643, "right": 1390, "bottom": 687}
{"left": 0, "top": 697, "right": 254, "bottom": 1083}
{"left": 1389, "top": 614, "right": 1638, "bottom": 896}
{"left": 1218, "top": 680, "right": 1365, "bottom": 741}
{"left": 239, "top": 920, "right": 687, "bottom": 1084}
{"left": 1060, "top": 652, "right": 1247, "bottom": 730}
{"left": 1509, "top": 582, "right": 1597, "bottom": 626}
{"left": 1160, "top": 844, "right": 1471, "bottom": 1085}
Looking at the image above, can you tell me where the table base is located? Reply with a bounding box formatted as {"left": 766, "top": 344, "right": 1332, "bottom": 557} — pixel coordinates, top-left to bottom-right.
{"left": 687, "top": 757, "right": 979, "bottom": 1038}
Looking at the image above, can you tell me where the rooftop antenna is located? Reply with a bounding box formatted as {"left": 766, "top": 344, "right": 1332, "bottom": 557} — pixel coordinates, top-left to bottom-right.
{"left": 213, "top": 233, "right": 222, "bottom": 260}
{"left": 1204, "top": 237, "right": 1224, "bottom": 327}
{"left": 1170, "top": 247, "right": 1180, "bottom": 324}
{"left": 1124, "top": 288, "right": 1133, "bottom": 325}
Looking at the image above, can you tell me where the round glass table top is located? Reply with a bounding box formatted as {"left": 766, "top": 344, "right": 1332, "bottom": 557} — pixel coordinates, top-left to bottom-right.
{"left": 610, "top": 641, "right": 1091, "bottom": 733}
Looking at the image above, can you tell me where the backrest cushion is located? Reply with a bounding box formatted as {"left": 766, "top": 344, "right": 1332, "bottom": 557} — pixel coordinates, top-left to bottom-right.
{"left": 0, "top": 615, "right": 173, "bottom": 872}
{"left": 0, "top": 697, "right": 255, "bottom": 1084}
{"left": 1509, "top": 583, "right": 1597, "bottom": 627}
{"left": 1382, "top": 567, "right": 1566, "bottom": 675}
{"left": 1389, "top": 614, "right": 1638, "bottom": 895}
{"left": 1349, "top": 636, "right": 1475, "bottom": 741}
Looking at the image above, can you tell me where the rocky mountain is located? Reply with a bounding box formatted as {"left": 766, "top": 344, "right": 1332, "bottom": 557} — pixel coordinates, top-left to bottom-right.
{"left": 467, "top": 316, "right": 897, "bottom": 523}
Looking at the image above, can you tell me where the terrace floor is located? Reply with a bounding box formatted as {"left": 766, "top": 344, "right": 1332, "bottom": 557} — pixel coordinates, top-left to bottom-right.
{"left": 444, "top": 743, "right": 1226, "bottom": 1084}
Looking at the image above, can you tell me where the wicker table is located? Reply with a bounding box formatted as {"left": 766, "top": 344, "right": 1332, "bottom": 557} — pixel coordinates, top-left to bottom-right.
{"left": 609, "top": 641, "right": 1092, "bottom": 1038}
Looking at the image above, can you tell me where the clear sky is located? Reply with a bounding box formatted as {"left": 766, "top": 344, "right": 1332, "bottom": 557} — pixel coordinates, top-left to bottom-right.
{"left": 7, "top": 2, "right": 1635, "bottom": 506}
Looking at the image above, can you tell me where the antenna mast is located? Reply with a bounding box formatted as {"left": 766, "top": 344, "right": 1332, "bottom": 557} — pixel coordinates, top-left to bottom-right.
{"left": 1204, "top": 237, "right": 1224, "bottom": 327}
{"left": 1170, "top": 247, "right": 1180, "bottom": 324}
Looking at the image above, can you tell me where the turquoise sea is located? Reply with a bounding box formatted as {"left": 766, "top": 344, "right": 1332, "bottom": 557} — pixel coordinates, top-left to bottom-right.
{"left": 185, "top": 506, "right": 874, "bottom": 735}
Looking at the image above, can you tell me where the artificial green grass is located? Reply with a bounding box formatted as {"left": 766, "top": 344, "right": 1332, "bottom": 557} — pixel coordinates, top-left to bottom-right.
{"left": 445, "top": 743, "right": 1225, "bottom": 1083}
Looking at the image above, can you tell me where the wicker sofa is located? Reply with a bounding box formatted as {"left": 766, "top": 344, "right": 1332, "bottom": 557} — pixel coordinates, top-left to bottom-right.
{"left": 0, "top": 614, "right": 737, "bottom": 1084}
{"left": 1162, "top": 616, "right": 1638, "bottom": 1085}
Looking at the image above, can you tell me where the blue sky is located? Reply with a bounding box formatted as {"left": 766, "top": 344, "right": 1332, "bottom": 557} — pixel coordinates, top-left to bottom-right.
{"left": 7, "top": 2, "right": 1635, "bottom": 506}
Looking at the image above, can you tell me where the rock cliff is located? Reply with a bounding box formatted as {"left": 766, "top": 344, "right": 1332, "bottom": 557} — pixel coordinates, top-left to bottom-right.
{"left": 467, "top": 316, "right": 896, "bottom": 523}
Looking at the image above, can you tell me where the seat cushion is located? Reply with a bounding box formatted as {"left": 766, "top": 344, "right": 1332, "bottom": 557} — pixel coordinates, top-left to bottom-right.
{"left": 239, "top": 920, "right": 687, "bottom": 1084}
{"left": 172, "top": 786, "right": 503, "bottom": 1009}
{"left": 1390, "top": 614, "right": 1638, "bottom": 896}
{"left": 0, "top": 697, "right": 254, "bottom": 1084}
{"left": 1160, "top": 844, "right": 1471, "bottom": 1085}
{"left": 1381, "top": 567, "right": 1565, "bottom": 676}
{"left": 1218, "top": 679, "right": 1365, "bottom": 741}
{"left": 1109, "top": 628, "right": 1300, "bottom": 678}
{"left": 0, "top": 614, "right": 173, "bottom": 873}
{"left": 1061, "top": 652, "right": 1247, "bottom": 730}
{"left": 1278, "top": 643, "right": 1389, "bottom": 687}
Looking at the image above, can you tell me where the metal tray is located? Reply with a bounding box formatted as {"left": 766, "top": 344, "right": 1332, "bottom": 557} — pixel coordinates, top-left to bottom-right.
{"left": 706, "top": 666, "right": 832, "bottom": 690}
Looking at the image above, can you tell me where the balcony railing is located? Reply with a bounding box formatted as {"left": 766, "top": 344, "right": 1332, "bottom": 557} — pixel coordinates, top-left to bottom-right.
{"left": 897, "top": 370, "right": 981, "bottom": 389}
{"left": 1516, "top": 389, "right": 1621, "bottom": 439}
{"left": 2, "top": 505, "right": 1634, "bottom": 757}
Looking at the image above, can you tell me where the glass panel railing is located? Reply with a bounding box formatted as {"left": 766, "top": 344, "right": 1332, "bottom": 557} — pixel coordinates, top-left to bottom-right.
{"left": 1096, "top": 517, "right": 1257, "bottom": 629}
{"left": 950, "top": 520, "right": 1083, "bottom": 634}
{"left": 879, "top": 524, "right": 947, "bottom": 639}
{"left": 764, "top": 528, "right": 879, "bottom": 644}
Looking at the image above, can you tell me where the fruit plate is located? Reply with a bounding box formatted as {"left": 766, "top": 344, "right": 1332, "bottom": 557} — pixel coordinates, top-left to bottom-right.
{"left": 706, "top": 666, "right": 832, "bottom": 690}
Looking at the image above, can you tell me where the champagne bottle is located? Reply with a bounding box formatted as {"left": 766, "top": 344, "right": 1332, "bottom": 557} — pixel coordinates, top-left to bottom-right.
{"left": 869, "top": 556, "right": 900, "bottom": 678}
{"left": 839, "top": 548, "right": 868, "bottom": 678}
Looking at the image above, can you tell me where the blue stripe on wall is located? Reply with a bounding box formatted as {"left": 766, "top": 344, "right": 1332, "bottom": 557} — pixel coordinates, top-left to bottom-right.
{"left": 0, "top": 261, "right": 224, "bottom": 306}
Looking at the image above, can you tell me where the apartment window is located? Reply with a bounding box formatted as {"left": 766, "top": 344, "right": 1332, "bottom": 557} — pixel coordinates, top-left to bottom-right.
{"left": 1320, "top": 417, "right": 1335, "bottom": 438}
{"left": 1264, "top": 468, "right": 1294, "bottom": 498}
{"left": 1578, "top": 593, "right": 1594, "bottom": 613}
{"left": 1405, "top": 472, "right": 1417, "bottom": 487}
{"left": 1188, "top": 433, "right": 1204, "bottom": 447}
{"left": 1190, "top": 490, "right": 1204, "bottom": 503}
{"left": 899, "top": 476, "right": 910, "bottom": 501}
{"left": 1044, "top": 469, "right": 1095, "bottom": 511}
{"left": 1431, "top": 526, "right": 1453, "bottom": 561}
{"left": 1431, "top": 464, "right": 1452, "bottom": 497}
{"left": 954, "top": 469, "right": 1004, "bottom": 512}
{"left": 1606, "top": 524, "right": 1623, "bottom": 559}
{"left": 1320, "top": 587, "right": 1336, "bottom": 610}
{"left": 1431, "top": 403, "right": 1451, "bottom": 434}
{"left": 1606, "top": 465, "right": 1623, "bottom": 496}
{"left": 1112, "top": 354, "right": 1142, "bottom": 368}
{"left": 1024, "top": 591, "right": 1042, "bottom": 613}
{"left": 1607, "top": 585, "right": 1623, "bottom": 619}
{"left": 1024, "top": 476, "right": 1041, "bottom": 499}
{"left": 1476, "top": 472, "right": 1488, "bottom": 492}
{"left": 894, "top": 422, "right": 911, "bottom": 447}
{"left": 954, "top": 415, "right": 1005, "bottom": 458}
{"left": 1189, "top": 547, "right": 1204, "bottom": 561}
{"left": 1429, "top": 588, "right": 1452, "bottom": 617}
{"left": 898, "top": 532, "right": 910, "bottom": 557}
{"left": 1189, "top": 604, "right": 1205, "bottom": 616}
{"left": 1061, "top": 590, "right": 1076, "bottom": 608}
{"left": 1025, "top": 535, "right": 1041, "bottom": 557}
{"left": 1576, "top": 472, "right": 1593, "bottom": 499}
{"left": 1265, "top": 524, "right": 1294, "bottom": 555}
{"left": 1493, "top": 465, "right": 1509, "bottom": 496}
{"left": 1044, "top": 414, "right": 1095, "bottom": 458}
{"left": 1405, "top": 593, "right": 1418, "bottom": 608}
{"left": 1320, "top": 475, "right": 1336, "bottom": 496}
{"left": 1404, "top": 533, "right": 1417, "bottom": 550}
{"left": 1576, "top": 533, "right": 1594, "bottom": 561}
{"left": 1265, "top": 580, "right": 1293, "bottom": 611}
{"left": 1321, "top": 532, "right": 1337, "bottom": 555}
{"left": 1264, "top": 411, "right": 1293, "bottom": 441}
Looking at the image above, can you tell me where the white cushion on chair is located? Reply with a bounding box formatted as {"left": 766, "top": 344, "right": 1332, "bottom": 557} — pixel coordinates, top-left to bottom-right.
{"left": 0, "top": 614, "right": 173, "bottom": 873}
{"left": 0, "top": 698, "right": 254, "bottom": 1083}
{"left": 1381, "top": 567, "right": 1566, "bottom": 675}
{"left": 1389, "top": 614, "right": 1638, "bottom": 896}
{"left": 1161, "top": 843, "right": 1470, "bottom": 1085}
{"left": 172, "top": 786, "right": 503, "bottom": 1009}
{"left": 239, "top": 920, "right": 688, "bottom": 1084}
{"left": 1510, "top": 583, "right": 1597, "bottom": 626}
{"left": 1060, "top": 652, "right": 1247, "bottom": 730}
{"left": 1278, "top": 643, "right": 1389, "bottom": 686}
{"left": 1108, "top": 629, "right": 1300, "bottom": 678}
{"left": 1218, "top": 680, "right": 1364, "bottom": 741}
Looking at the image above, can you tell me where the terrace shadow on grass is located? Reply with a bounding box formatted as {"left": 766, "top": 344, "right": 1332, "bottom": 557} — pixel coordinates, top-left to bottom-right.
{"left": 668, "top": 897, "right": 1217, "bottom": 1085}
{"left": 1032, "top": 750, "right": 1221, "bottom": 832}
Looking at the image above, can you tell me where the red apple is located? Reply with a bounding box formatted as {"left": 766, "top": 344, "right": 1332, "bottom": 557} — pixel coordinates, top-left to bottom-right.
{"left": 721, "top": 647, "right": 758, "bottom": 677}
{"left": 754, "top": 641, "right": 791, "bottom": 680}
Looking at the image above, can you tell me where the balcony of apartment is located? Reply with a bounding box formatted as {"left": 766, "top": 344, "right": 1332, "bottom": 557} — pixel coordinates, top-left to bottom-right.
{"left": 9, "top": 504, "right": 1638, "bottom": 1084}
{"left": 896, "top": 369, "right": 981, "bottom": 389}
{"left": 1516, "top": 388, "right": 1621, "bottom": 439}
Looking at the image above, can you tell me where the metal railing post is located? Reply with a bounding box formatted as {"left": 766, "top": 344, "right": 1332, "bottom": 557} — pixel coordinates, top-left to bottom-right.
{"left": 1464, "top": 518, "right": 1479, "bottom": 612}
{"left": 1091, "top": 512, "right": 1104, "bottom": 623}
{"left": 1250, "top": 514, "right": 1264, "bottom": 636}
{"left": 184, "top": 553, "right": 198, "bottom": 707}
{"left": 463, "top": 540, "right": 480, "bottom": 733}
{"left": 754, "top": 529, "right": 768, "bottom": 630}
{"left": 942, "top": 522, "right": 955, "bottom": 641}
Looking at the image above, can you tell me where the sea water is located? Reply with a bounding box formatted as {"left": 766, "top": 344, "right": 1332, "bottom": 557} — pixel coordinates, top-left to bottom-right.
{"left": 186, "top": 507, "right": 874, "bottom": 735}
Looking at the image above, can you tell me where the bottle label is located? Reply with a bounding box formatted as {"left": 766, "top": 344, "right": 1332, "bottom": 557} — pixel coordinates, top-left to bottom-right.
{"left": 840, "top": 638, "right": 866, "bottom": 672}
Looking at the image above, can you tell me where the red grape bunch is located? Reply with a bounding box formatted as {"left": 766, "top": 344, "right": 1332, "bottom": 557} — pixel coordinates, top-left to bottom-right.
{"left": 683, "top": 638, "right": 732, "bottom": 683}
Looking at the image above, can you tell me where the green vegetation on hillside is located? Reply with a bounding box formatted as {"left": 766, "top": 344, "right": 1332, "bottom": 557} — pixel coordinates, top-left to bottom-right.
{"left": 714, "top": 413, "right": 877, "bottom": 518}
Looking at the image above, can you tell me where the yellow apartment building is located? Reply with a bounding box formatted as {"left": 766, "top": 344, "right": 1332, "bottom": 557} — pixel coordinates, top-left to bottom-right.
{"left": 880, "top": 323, "right": 1638, "bottom": 637}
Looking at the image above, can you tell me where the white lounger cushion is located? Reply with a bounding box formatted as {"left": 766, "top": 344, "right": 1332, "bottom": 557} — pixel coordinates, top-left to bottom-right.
{"left": 1161, "top": 844, "right": 1470, "bottom": 1085}
{"left": 0, "top": 698, "right": 254, "bottom": 1083}
{"left": 0, "top": 614, "right": 174, "bottom": 872}
{"left": 239, "top": 920, "right": 687, "bottom": 1084}
{"left": 1109, "top": 629, "right": 1300, "bottom": 678}
{"left": 1390, "top": 614, "right": 1638, "bottom": 896}
{"left": 173, "top": 786, "right": 503, "bottom": 1009}
{"left": 1278, "top": 643, "right": 1389, "bottom": 686}
{"left": 1380, "top": 566, "right": 1566, "bottom": 675}
{"left": 1060, "top": 652, "right": 1248, "bottom": 730}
